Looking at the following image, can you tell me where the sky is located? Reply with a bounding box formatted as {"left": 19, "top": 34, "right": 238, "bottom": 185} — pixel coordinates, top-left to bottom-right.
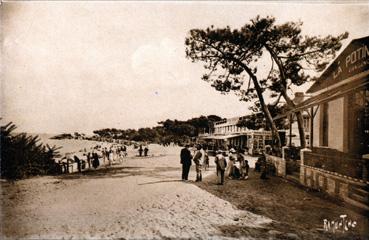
{"left": 1, "top": 1, "right": 369, "bottom": 134}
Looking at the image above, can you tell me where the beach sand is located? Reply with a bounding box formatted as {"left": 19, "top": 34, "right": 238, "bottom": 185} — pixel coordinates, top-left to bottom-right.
{"left": 1, "top": 144, "right": 271, "bottom": 239}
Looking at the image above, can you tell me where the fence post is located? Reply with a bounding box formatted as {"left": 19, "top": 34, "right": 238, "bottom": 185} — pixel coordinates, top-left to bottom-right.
{"left": 300, "top": 148, "right": 312, "bottom": 185}
{"left": 281, "top": 146, "right": 288, "bottom": 177}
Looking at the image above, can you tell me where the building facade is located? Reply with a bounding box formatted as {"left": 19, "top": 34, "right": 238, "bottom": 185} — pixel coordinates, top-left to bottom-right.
{"left": 199, "top": 115, "right": 272, "bottom": 155}
{"left": 283, "top": 36, "right": 369, "bottom": 211}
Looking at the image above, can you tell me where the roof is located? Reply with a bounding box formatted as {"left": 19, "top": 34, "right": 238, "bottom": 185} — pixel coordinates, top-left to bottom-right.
{"left": 307, "top": 36, "right": 369, "bottom": 93}
{"left": 201, "top": 134, "right": 244, "bottom": 140}
{"left": 201, "top": 130, "right": 272, "bottom": 140}
{"left": 273, "top": 77, "right": 369, "bottom": 120}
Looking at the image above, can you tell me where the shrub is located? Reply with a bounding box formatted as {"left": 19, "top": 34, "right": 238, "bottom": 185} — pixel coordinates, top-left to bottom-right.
{"left": 1, "top": 122, "right": 62, "bottom": 179}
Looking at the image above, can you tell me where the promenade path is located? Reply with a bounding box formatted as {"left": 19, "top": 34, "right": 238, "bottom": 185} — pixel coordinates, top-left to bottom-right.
{"left": 1, "top": 145, "right": 270, "bottom": 239}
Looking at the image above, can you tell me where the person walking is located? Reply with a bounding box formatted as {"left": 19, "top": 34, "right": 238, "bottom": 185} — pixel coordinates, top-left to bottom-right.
{"left": 92, "top": 152, "right": 100, "bottom": 169}
{"left": 214, "top": 150, "right": 227, "bottom": 185}
{"left": 193, "top": 145, "right": 203, "bottom": 182}
{"left": 138, "top": 145, "right": 143, "bottom": 157}
{"left": 87, "top": 152, "right": 91, "bottom": 169}
{"left": 108, "top": 149, "right": 113, "bottom": 166}
{"left": 180, "top": 144, "right": 192, "bottom": 181}
{"left": 74, "top": 155, "right": 82, "bottom": 173}
{"left": 144, "top": 146, "right": 149, "bottom": 157}
{"left": 102, "top": 147, "right": 107, "bottom": 165}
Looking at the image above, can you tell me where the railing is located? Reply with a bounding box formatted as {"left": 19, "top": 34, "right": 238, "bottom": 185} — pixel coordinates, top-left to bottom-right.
{"left": 283, "top": 147, "right": 302, "bottom": 174}
{"left": 304, "top": 148, "right": 368, "bottom": 180}
{"left": 284, "top": 146, "right": 302, "bottom": 161}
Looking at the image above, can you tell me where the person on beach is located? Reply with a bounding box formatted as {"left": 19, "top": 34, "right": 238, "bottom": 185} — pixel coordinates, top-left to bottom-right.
{"left": 102, "top": 148, "right": 108, "bottom": 164}
{"left": 214, "top": 150, "right": 227, "bottom": 185}
{"left": 92, "top": 152, "right": 99, "bottom": 169}
{"left": 144, "top": 146, "right": 149, "bottom": 157}
{"left": 61, "top": 156, "right": 69, "bottom": 173}
{"left": 108, "top": 149, "right": 113, "bottom": 165}
{"left": 87, "top": 152, "right": 91, "bottom": 169}
{"left": 122, "top": 145, "right": 127, "bottom": 157}
{"left": 193, "top": 145, "right": 203, "bottom": 182}
{"left": 180, "top": 144, "right": 192, "bottom": 181}
{"left": 138, "top": 145, "right": 143, "bottom": 157}
{"left": 74, "top": 155, "right": 82, "bottom": 173}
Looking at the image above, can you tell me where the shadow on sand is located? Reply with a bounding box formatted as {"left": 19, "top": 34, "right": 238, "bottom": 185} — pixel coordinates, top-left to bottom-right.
{"left": 56, "top": 166, "right": 144, "bottom": 180}
{"left": 138, "top": 179, "right": 185, "bottom": 185}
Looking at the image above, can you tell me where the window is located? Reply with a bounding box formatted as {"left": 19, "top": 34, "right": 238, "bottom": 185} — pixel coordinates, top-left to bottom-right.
{"left": 320, "top": 102, "right": 329, "bottom": 146}
{"left": 348, "top": 88, "right": 369, "bottom": 155}
{"left": 303, "top": 116, "right": 310, "bottom": 132}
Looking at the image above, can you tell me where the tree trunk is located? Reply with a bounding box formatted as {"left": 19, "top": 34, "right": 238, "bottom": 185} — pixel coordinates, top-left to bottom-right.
{"left": 295, "top": 111, "right": 306, "bottom": 148}
{"left": 266, "top": 47, "right": 306, "bottom": 148}
{"left": 233, "top": 58, "right": 282, "bottom": 150}
{"left": 280, "top": 89, "right": 306, "bottom": 148}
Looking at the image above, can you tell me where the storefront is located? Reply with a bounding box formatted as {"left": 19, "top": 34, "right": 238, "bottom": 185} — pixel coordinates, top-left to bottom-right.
{"left": 199, "top": 115, "right": 272, "bottom": 155}
{"left": 279, "top": 36, "right": 369, "bottom": 211}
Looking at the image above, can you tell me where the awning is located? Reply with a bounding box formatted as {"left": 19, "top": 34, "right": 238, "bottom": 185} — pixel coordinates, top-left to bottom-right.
{"left": 201, "top": 134, "right": 246, "bottom": 140}
{"left": 273, "top": 77, "right": 369, "bottom": 120}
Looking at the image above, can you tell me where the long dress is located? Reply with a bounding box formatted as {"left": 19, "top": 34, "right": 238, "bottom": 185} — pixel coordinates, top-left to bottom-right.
{"left": 226, "top": 155, "right": 235, "bottom": 177}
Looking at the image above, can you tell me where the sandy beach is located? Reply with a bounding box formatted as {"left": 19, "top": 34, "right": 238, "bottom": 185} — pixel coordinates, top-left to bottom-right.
{"left": 1, "top": 143, "right": 271, "bottom": 239}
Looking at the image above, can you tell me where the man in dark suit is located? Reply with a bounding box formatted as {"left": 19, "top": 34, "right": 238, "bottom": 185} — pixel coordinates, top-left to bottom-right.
{"left": 180, "top": 144, "right": 192, "bottom": 181}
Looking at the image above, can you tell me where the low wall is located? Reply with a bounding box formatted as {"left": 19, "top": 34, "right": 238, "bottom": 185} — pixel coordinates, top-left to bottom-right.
{"left": 266, "top": 153, "right": 286, "bottom": 177}
{"left": 300, "top": 149, "right": 369, "bottom": 211}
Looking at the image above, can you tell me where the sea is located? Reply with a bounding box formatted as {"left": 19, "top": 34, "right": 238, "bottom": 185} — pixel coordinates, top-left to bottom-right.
{"left": 36, "top": 133, "right": 105, "bottom": 156}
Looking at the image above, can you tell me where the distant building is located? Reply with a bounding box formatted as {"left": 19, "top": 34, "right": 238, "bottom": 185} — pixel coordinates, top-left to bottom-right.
{"left": 199, "top": 115, "right": 272, "bottom": 155}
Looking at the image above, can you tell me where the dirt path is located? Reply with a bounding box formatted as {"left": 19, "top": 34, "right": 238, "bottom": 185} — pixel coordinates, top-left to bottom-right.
{"left": 1, "top": 152, "right": 271, "bottom": 239}
{"left": 195, "top": 170, "right": 369, "bottom": 240}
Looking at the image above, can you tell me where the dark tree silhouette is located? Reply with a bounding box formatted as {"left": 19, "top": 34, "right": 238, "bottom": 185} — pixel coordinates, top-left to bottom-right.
{"left": 1, "top": 122, "right": 61, "bottom": 179}
{"left": 185, "top": 16, "right": 348, "bottom": 148}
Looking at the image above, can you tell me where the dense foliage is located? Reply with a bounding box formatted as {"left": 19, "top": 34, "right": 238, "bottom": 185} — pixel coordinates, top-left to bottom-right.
{"left": 92, "top": 115, "right": 222, "bottom": 144}
{"left": 50, "top": 133, "right": 74, "bottom": 140}
{"left": 185, "top": 16, "right": 348, "bottom": 148}
{"left": 1, "top": 122, "right": 61, "bottom": 179}
{"left": 237, "top": 104, "right": 288, "bottom": 131}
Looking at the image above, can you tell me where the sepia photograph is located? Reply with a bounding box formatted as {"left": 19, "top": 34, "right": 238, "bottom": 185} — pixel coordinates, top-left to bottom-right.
{"left": 1, "top": 1, "right": 369, "bottom": 239}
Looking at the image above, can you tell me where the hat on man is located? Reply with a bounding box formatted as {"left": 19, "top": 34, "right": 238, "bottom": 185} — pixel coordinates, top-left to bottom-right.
{"left": 229, "top": 148, "right": 236, "bottom": 153}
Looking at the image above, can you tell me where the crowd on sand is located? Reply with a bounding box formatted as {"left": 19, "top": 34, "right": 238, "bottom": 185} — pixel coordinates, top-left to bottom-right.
{"left": 180, "top": 144, "right": 269, "bottom": 185}
{"left": 56, "top": 143, "right": 151, "bottom": 174}
{"left": 55, "top": 140, "right": 270, "bottom": 184}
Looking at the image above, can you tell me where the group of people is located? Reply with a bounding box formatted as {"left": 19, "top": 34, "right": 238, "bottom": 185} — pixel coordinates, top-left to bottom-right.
{"left": 214, "top": 148, "right": 249, "bottom": 185}
{"left": 180, "top": 145, "right": 270, "bottom": 185}
{"left": 180, "top": 144, "right": 209, "bottom": 182}
{"left": 101, "top": 145, "right": 128, "bottom": 165}
{"left": 78, "top": 152, "right": 100, "bottom": 171}
{"left": 58, "top": 144, "right": 129, "bottom": 174}
{"left": 138, "top": 145, "right": 149, "bottom": 157}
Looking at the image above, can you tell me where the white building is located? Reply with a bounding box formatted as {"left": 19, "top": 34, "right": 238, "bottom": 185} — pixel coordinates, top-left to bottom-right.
{"left": 199, "top": 115, "right": 272, "bottom": 155}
